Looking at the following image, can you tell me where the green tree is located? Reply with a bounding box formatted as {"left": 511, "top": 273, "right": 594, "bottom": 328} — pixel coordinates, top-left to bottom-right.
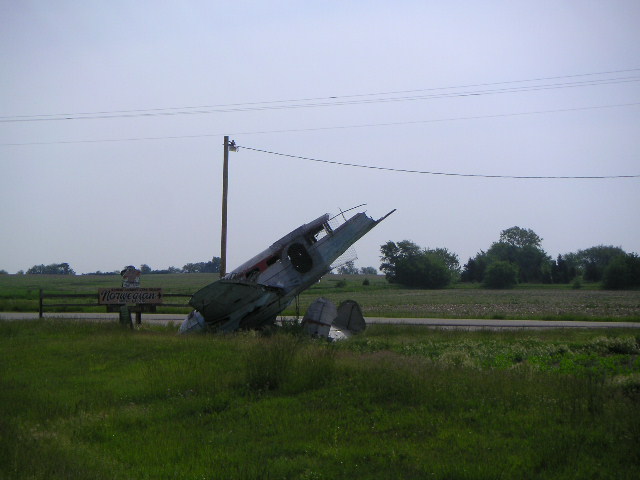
{"left": 336, "top": 260, "right": 359, "bottom": 275}
{"left": 26, "top": 263, "right": 76, "bottom": 275}
{"left": 461, "top": 254, "right": 487, "bottom": 283}
{"left": 148, "top": 266, "right": 182, "bottom": 274}
{"left": 182, "top": 263, "right": 198, "bottom": 273}
{"left": 380, "top": 240, "right": 459, "bottom": 289}
{"left": 602, "top": 254, "right": 640, "bottom": 290}
{"left": 499, "top": 226, "right": 542, "bottom": 249}
{"left": 551, "top": 254, "right": 572, "bottom": 284}
{"left": 564, "top": 245, "right": 626, "bottom": 282}
{"left": 429, "top": 247, "right": 461, "bottom": 280}
{"left": 484, "top": 241, "right": 548, "bottom": 283}
{"left": 483, "top": 261, "right": 518, "bottom": 289}
{"left": 380, "top": 240, "right": 422, "bottom": 281}
{"left": 517, "top": 244, "right": 551, "bottom": 283}
{"left": 399, "top": 254, "right": 449, "bottom": 288}
{"left": 360, "top": 266, "right": 378, "bottom": 275}
{"left": 461, "top": 227, "right": 550, "bottom": 284}
{"left": 486, "top": 242, "right": 518, "bottom": 264}
{"left": 181, "top": 258, "right": 221, "bottom": 273}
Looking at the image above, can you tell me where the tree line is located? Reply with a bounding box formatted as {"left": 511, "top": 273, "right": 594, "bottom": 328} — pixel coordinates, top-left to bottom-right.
{"left": 335, "top": 261, "right": 377, "bottom": 275}
{"left": 23, "top": 263, "right": 76, "bottom": 275}
{"left": 8, "top": 227, "right": 639, "bottom": 290}
{"left": 381, "top": 226, "right": 640, "bottom": 290}
{"left": 10, "top": 258, "right": 379, "bottom": 277}
{"left": 11, "top": 259, "right": 222, "bottom": 276}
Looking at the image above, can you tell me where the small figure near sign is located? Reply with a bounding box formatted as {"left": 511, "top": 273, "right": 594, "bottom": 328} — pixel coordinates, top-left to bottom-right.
{"left": 117, "top": 265, "right": 142, "bottom": 328}
{"left": 120, "top": 265, "right": 141, "bottom": 288}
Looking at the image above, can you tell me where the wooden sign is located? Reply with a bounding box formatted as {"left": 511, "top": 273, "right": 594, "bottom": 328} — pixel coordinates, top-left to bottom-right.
{"left": 98, "top": 288, "right": 163, "bottom": 305}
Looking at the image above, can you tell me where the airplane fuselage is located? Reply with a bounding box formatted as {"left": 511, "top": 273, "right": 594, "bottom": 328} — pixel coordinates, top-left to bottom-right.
{"left": 182, "top": 209, "right": 394, "bottom": 333}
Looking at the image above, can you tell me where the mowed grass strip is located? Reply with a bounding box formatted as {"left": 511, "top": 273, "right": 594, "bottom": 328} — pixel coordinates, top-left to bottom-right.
{"left": 1, "top": 320, "right": 639, "bottom": 479}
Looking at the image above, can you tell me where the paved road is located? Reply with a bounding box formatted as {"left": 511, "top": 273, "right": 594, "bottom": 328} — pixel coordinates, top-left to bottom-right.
{"left": 1, "top": 312, "right": 639, "bottom": 329}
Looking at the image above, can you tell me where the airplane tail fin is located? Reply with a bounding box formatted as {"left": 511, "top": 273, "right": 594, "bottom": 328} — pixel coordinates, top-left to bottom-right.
{"left": 301, "top": 297, "right": 336, "bottom": 337}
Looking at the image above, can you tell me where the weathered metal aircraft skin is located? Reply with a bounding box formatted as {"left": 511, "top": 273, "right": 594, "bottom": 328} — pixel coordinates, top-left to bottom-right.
{"left": 180, "top": 209, "right": 394, "bottom": 333}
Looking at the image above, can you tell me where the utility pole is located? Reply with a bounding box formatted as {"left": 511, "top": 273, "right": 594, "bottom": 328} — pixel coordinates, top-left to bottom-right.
{"left": 220, "top": 136, "right": 236, "bottom": 277}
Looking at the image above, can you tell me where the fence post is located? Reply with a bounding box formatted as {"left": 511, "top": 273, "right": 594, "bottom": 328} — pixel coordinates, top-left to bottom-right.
{"left": 39, "top": 289, "right": 43, "bottom": 318}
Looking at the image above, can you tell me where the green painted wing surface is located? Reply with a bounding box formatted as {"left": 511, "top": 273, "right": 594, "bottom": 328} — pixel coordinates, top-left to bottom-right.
{"left": 189, "top": 280, "right": 282, "bottom": 324}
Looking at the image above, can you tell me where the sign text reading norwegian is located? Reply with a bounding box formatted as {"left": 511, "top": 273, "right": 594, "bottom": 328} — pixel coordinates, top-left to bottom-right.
{"left": 98, "top": 288, "right": 163, "bottom": 305}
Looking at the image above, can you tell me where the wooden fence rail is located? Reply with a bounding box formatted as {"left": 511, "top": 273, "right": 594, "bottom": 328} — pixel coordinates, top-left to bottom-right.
{"left": 38, "top": 289, "right": 192, "bottom": 318}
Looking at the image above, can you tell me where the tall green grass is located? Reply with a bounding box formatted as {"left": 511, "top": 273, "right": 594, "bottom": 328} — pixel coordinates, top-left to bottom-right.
{"left": 1, "top": 320, "right": 639, "bottom": 479}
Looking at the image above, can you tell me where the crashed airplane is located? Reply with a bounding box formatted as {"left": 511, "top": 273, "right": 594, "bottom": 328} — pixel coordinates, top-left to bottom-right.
{"left": 179, "top": 208, "right": 394, "bottom": 334}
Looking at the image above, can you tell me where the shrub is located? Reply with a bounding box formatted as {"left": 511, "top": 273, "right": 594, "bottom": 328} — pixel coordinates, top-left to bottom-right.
{"left": 586, "top": 336, "right": 639, "bottom": 355}
{"left": 483, "top": 261, "right": 518, "bottom": 289}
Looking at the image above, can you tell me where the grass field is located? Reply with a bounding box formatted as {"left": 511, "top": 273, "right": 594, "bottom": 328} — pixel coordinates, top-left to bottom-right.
{"left": 1, "top": 273, "right": 640, "bottom": 321}
{"left": 1, "top": 320, "right": 639, "bottom": 479}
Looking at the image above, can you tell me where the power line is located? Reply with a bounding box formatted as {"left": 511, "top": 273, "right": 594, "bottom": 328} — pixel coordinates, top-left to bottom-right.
{"left": 2, "top": 101, "right": 639, "bottom": 147}
{"left": 237, "top": 145, "right": 640, "bottom": 180}
{"left": 1, "top": 69, "right": 639, "bottom": 123}
{"left": 0, "top": 133, "right": 219, "bottom": 147}
{"left": 4, "top": 76, "right": 638, "bottom": 121}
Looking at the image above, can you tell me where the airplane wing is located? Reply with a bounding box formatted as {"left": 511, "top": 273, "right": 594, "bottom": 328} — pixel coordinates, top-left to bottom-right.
{"left": 189, "top": 280, "right": 284, "bottom": 329}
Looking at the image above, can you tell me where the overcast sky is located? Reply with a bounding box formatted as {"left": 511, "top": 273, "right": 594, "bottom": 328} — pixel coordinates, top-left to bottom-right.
{"left": 1, "top": 0, "right": 639, "bottom": 275}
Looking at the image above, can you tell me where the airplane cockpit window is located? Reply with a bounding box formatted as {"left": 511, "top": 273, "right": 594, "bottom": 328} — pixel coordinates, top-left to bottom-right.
{"left": 287, "top": 243, "right": 313, "bottom": 273}
{"left": 305, "top": 225, "right": 325, "bottom": 245}
{"left": 305, "top": 223, "right": 333, "bottom": 245}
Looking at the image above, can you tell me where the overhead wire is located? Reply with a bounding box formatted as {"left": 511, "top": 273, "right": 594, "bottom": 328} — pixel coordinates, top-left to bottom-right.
{"left": 2, "top": 101, "right": 639, "bottom": 147}
{"left": 8, "top": 67, "right": 637, "bottom": 121}
{"left": 2, "top": 68, "right": 638, "bottom": 180}
{"left": 236, "top": 145, "right": 640, "bottom": 180}
{"left": 1, "top": 69, "right": 639, "bottom": 123}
